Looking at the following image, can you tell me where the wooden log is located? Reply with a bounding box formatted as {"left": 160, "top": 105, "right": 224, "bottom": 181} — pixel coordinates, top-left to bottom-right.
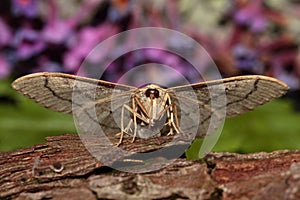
{"left": 1, "top": 134, "right": 300, "bottom": 199}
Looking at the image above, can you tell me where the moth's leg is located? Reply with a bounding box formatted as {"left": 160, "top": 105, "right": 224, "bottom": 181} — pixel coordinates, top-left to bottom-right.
{"left": 157, "top": 104, "right": 171, "bottom": 120}
{"left": 165, "top": 96, "right": 181, "bottom": 135}
{"left": 155, "top": 93, "right": 178, "bottom": 135}
{"left": 115, "top": 103, "right": 137, "bottom": 146}
{"left": 132, "top": 96, "right": 138, "bottom": 143}
{"left": 133, "top": 96, "right": 150, "bottom": 119}
{"left": 170, "top": 112, "right": 181, "bottom": 134}
{"left": 116, "top": 96, "right": 150, "bottom": 144}
{"left": 124, "top": 118, "right": 133, "bottom": 132}
{"left": 116, "top": 104, "right": 127, "bottom": 146}
{"left": 161, "top": 94, "right": 174, "bottom": 136}
{"left": 121, "top": 108, "right": 136, "bottom": 133}
{"left": 117, "top": 104, "right": 138, "bottom": 144}
{"left": 166, "top": 108, "right": 174, "bottom": 136}
{"left": 122, "top": 104, "right": 149, "bottom": 124}
{"left": 133, "top": 95, "right": 153, "bottom": 130}
{"left": 157, "top": 92, "right": 172, "bottom": 120}
{"left": 172, "top": 102, "right": 184, "bottom": 133}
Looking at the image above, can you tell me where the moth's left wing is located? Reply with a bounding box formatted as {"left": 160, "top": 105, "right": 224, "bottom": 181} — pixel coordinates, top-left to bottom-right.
{"left": 12, "top": 72, "right": 136, "bottom": 114}
{"left": 168, "top": 75, "right": 289, "bottom": 137}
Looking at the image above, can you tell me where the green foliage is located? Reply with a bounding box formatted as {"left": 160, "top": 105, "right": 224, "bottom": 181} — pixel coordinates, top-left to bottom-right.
{"left": 0, "top": 79, "right": 76, "bottom": 152}
{"left": 186, "top": 98, "right": 300, "bottom": 159}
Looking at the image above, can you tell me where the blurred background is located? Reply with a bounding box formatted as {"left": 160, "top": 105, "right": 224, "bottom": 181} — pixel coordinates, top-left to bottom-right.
{"left": 1, "top": 0, "right": 300, "bottom": 159}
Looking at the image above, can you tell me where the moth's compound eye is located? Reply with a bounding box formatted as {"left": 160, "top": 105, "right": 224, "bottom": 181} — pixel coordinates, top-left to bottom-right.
{"left": 145, "top": 88, "right": 160, "bottom": 98}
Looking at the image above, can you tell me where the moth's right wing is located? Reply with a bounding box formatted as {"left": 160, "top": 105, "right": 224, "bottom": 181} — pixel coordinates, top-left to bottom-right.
{"left": 12, "top": 72, "right": 136, "bottom": 135}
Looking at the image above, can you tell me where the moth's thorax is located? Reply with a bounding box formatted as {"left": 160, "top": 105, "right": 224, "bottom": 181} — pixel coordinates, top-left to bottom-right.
{"left": 132, "top": 84, "right": 168, "bottom": 121}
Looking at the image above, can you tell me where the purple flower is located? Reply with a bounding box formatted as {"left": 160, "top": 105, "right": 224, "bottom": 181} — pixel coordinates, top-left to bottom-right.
{"left": 0, "top": 18, "right": 12, "bottom": 47}
{"left": 42, "top": 20, "right": 74, "bottom": 45}
{"left": 63, "top": 23, "right": 118, "bottom": 71}
{"left": 233, "top": 0, "right": 267, "bottom": 32}
{"left": 41, "top": 0, "right": 75, "bottom": 45}
{"left": 11, "top": 0, "right": 38, "bottom": 18}
{"left": 12, "top": 26, "right": 46, "bottom": 59}
{"left": 0, "top": 55, "right": 10, "bottom": 78}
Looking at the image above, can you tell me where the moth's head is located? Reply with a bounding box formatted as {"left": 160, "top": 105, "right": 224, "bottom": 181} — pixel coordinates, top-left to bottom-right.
{"left": 139, "top": 84, "right": 165, "bottom": 99}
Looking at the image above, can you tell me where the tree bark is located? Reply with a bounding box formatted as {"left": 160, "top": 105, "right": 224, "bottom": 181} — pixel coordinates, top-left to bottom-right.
{"left": 1, "top": 134, "right": 300, "bottom": 200}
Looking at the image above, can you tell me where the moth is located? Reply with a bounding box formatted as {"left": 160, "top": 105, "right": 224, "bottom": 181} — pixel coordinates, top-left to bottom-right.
{"left": 12, "top": 72, "right": 289, "bottom": 146}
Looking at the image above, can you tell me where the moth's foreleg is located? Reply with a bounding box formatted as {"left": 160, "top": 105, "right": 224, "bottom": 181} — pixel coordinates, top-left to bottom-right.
{"left": 133, "top": 95, "right": 150, "bottom": 119}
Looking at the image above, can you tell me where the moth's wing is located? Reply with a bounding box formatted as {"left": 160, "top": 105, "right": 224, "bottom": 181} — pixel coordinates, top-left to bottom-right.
{"left": 12, "top": 72, "right": 136, "bottom": 135}
{"left": 169, "top": 75, "right": 289, "bottom": 137}
{"left": 168, "top": 91, "right": 223, "bottom": 138}
{"left": 74, "top": 91, "right": 133, "bottom": 137}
